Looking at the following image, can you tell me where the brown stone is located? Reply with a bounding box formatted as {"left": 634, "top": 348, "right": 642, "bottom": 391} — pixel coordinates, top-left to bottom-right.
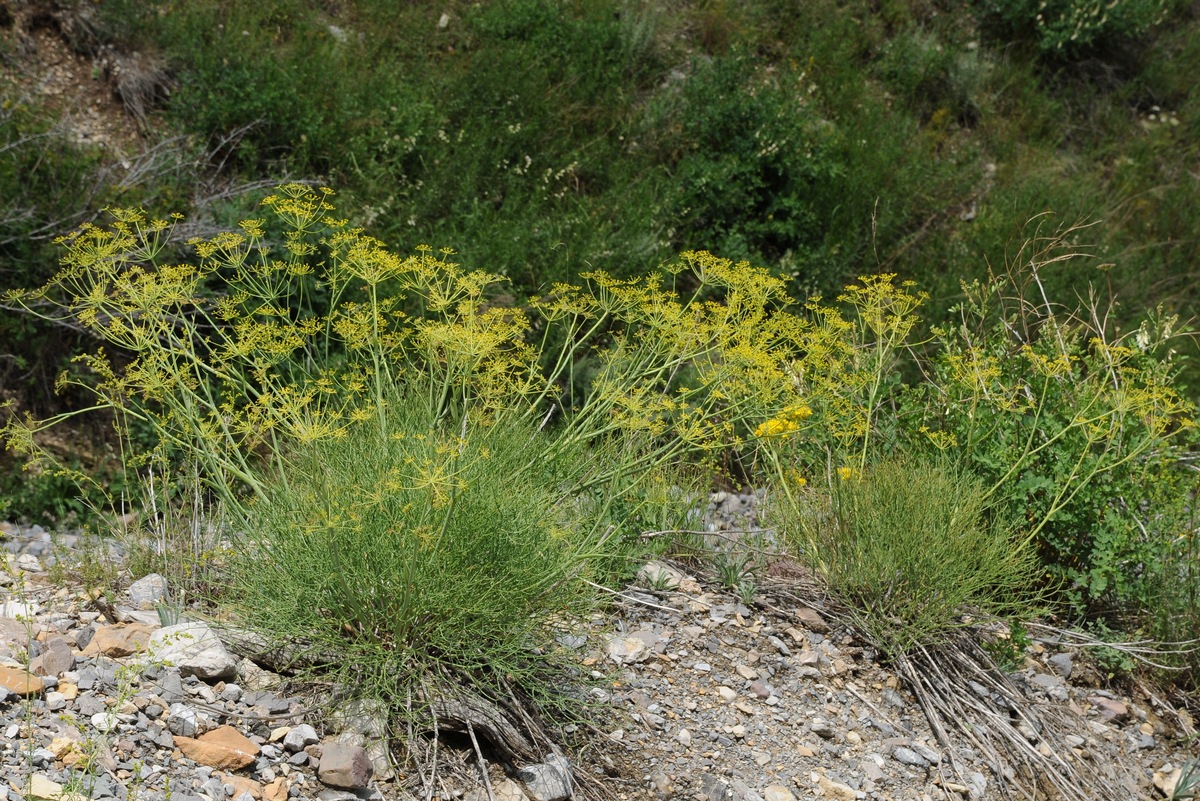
{"left": 1088, "top": 696, "right": 1129, "bottom": 723}
{"left": 30, "top": 636, "right": 75, "bottom": 677}
{"left": 0, "top": 665, "right": 45, "bottom": 696}
{"left": 795, "top": 606, "right": 829, "bottom": 632}
{"left": 83, "top": 623, "right": 154, "bottom": 658}
{"left": 262, "top": 777, "right": 289, "bottom": 801}
{"left": 317, "top": 742, "right": 373, "bottom": 788}
{"left": 174, "top": 725, "right": 260, "bottom": 770}
{"left": 218, "top": 773, "right": 263, "bottom": 800}
{"left": 817, "top": 775, "right": 856, "bottom": 801}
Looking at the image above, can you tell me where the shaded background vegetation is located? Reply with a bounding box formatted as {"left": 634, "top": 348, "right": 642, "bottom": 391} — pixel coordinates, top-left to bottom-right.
{"left": 2, "top": 0, "right": 1199, "bottom": 520}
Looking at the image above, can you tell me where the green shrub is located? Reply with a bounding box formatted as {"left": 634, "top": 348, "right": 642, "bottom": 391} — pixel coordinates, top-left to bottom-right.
{"left": 226, "top": 390, "right": 607, "bottom": 701}
{"left": 776, "top": 455, "right": 1041, "bottom": 657}
{"left": 978, "top": 0, "right": 1178, "bottom": 55}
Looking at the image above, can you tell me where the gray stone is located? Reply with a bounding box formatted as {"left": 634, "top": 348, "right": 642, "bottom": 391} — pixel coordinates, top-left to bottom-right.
{"left": 245, "top": 690, "right": 293, "bottom": 714}
{"left": 318, "top": 742, "right": 373, "bottom": 789}
{"left": 517, "top": 754, "right": 572, "bottom": 801}
{"left": 700, "top": 774, "right": 730, "bottom": 801}
{"left": 1048, "top": 652, "right": 1074, "bottom": 679}
{"left": 967, "top": 772, "right": 988, "bottom": 799}
{"left": 284, "top": 724, "right": 320, "bottom": 753}
{"left": 76, "top": 665, "right": 99, "bottom": 690}
{"left": 909, "top": 742, "right": 941, "bottom": 764}
{"left": 76, "top": 694, "right": 108, "bottom": 717}
{"left": 167, "top": 703, "right": 203, "bottom": 738}
{"left": 316, "top": 792, "right": 359, "bottom": 801}
{"left": 729, "top": 779, "right": 763, "bottom": 801}
{"left": 893, "top": 747, "right": 927, "bottom": 766}
{"left": 158, "top": 670, "right": 185, "bottom": 702}
{"left": 149, "top": 622, "right": 237, "bottom": 680}
{"left": 129, "top": 574, "right": 169, "bottom": 609}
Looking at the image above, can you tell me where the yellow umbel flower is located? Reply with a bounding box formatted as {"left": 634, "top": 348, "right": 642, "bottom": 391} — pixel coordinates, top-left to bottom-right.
{"left": 754, "top": 418, "right": 799, "bottom": 438}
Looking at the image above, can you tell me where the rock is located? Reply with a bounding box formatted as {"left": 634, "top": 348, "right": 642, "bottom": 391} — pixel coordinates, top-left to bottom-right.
{"left": 27, "top": 774, "right": 69, "bottom": 801}
{"left": 128, "top": 573, "right": 169, "bottom": 608}
{"left": 237, "top": 657, "right": 282, "bottom": 691}
{"left": 638, "top": 561, "right": 685, "bottom": 590}
{"left": 700, "top": 774, "right": 729, "bottom": 801}
{"left": 218, "top": 773, "right": 264, "bottom": 800}
{"left": 317, "top": 742, "right": 373, "bottom": 789}
{"left": 91, "top": 712, "right": 119, "bottom": 732}
{"left": 284, "top": 724, "right": 320, "bottom": 753}
{"left": 516, "top": 754, "right": 572, "bottom": 801}
{"left": 174, "top": 726, "right": 260, "bottom": 770}
{"left": 810, "top": 718, "right": 835, "bottom": 739}
{"left": 676, "top": 728, "right": 692, "bottom": 747}
{"left": 333, "top": 698, "right": 394, "bottom": 781}
{"left": 0, "top": 665, "right": 45, "bottom": 696}
{"left": 909, "top": 742, "right": 941, "bottom": 764}
{"left": 762, "top": 785, "right": 795, "bottom": 801}
{"left": 966, "top": 772, "right": 987, "bottom": 799}
{"left": 86, "top": 623, "right": 155, "bottom": 657}
{"left": 893, "top": 747, "right": 927, "bottom": 766}
{"left": 262, "top": 778, "right": 289, "bottom": 801}
{"left": 466, "top": 779, "right": 528, "bottom": 801}
{"left": 1088, "top": 696, "right": 1129, "bottom": 723}
{"left": 794, "top": 607, "right": 829, "bottom": 632}
{"left": 30, "top": 635, "right": 75, "bottom": 677}
{"left": 607, "top": 634, "right": 649, "bottom": 664}
{"left": 717, "top": 686, "right": 737, "bottom": 702}
{"left": 1048, "top": 652, "right": 1073, "bottom": 679}
{"left": 816, "top": 776, "right": 856, "bottom": 801}
{"left": 150, "top": 622, "right": 238, "bottom": 680}
{"left": 167, "top": 703, "right": 207, "bottom": 738}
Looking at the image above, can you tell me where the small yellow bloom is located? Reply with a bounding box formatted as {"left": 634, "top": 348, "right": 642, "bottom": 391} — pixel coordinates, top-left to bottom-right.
{"left": 754, "top": 417, "right": 799, "bottom": 438}
{"left": 837, "top": 466, "right": 860, "bottom": 481}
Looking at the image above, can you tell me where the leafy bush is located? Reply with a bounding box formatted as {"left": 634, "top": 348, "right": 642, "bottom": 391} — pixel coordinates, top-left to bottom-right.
{"left": 749, "top": 228, "right": 1197, "bottom": 649}
{"left": 775, "top": 455, "right": 1041, "bottom": 656}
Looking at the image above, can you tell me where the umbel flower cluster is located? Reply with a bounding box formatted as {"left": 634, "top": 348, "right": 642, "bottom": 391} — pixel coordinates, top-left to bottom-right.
{"left": 3, "top": 185, "right": 1195, "bottom": 620}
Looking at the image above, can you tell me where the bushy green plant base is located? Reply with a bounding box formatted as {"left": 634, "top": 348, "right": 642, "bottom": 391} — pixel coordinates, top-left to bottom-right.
{"left": 226, "top": 390, "right": 605, "bottom": 705}
{"left": 779, "top": 455, "right": 1042, "bottom": 657}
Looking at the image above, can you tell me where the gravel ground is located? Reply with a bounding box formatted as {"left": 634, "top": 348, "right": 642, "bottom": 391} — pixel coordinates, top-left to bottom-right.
{"left": 2, "top": 505, "right": 1197, "bottom": 801}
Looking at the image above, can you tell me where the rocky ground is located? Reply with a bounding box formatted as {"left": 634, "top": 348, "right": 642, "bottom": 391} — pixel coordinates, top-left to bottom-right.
{"left": 2, "top": 505, "right": 1198, "bottom": 801}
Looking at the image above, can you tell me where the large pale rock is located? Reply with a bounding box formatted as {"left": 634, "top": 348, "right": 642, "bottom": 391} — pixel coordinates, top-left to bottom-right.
{"left": 85, "top": 623, "right": 155, "bottom": 657}
{"left": 174, "top": 725, "right": 260, "bottom": 770}
{"left": 0, "top": 665, "right": 45, "bottom": 696}
{"left": 150, "top": 622, "right": 238, "bottom": 680}
{"left": 0, "top": 616, "right": 38, "bottom": 655}
{"left": 317, "top": 742, "right": 373, "bottom": 789}
{"left": 128, "top": 573, "right": 168, "bottom": 608}
{"left": 26, "top": 774, "right": 85, "bottom": 801}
